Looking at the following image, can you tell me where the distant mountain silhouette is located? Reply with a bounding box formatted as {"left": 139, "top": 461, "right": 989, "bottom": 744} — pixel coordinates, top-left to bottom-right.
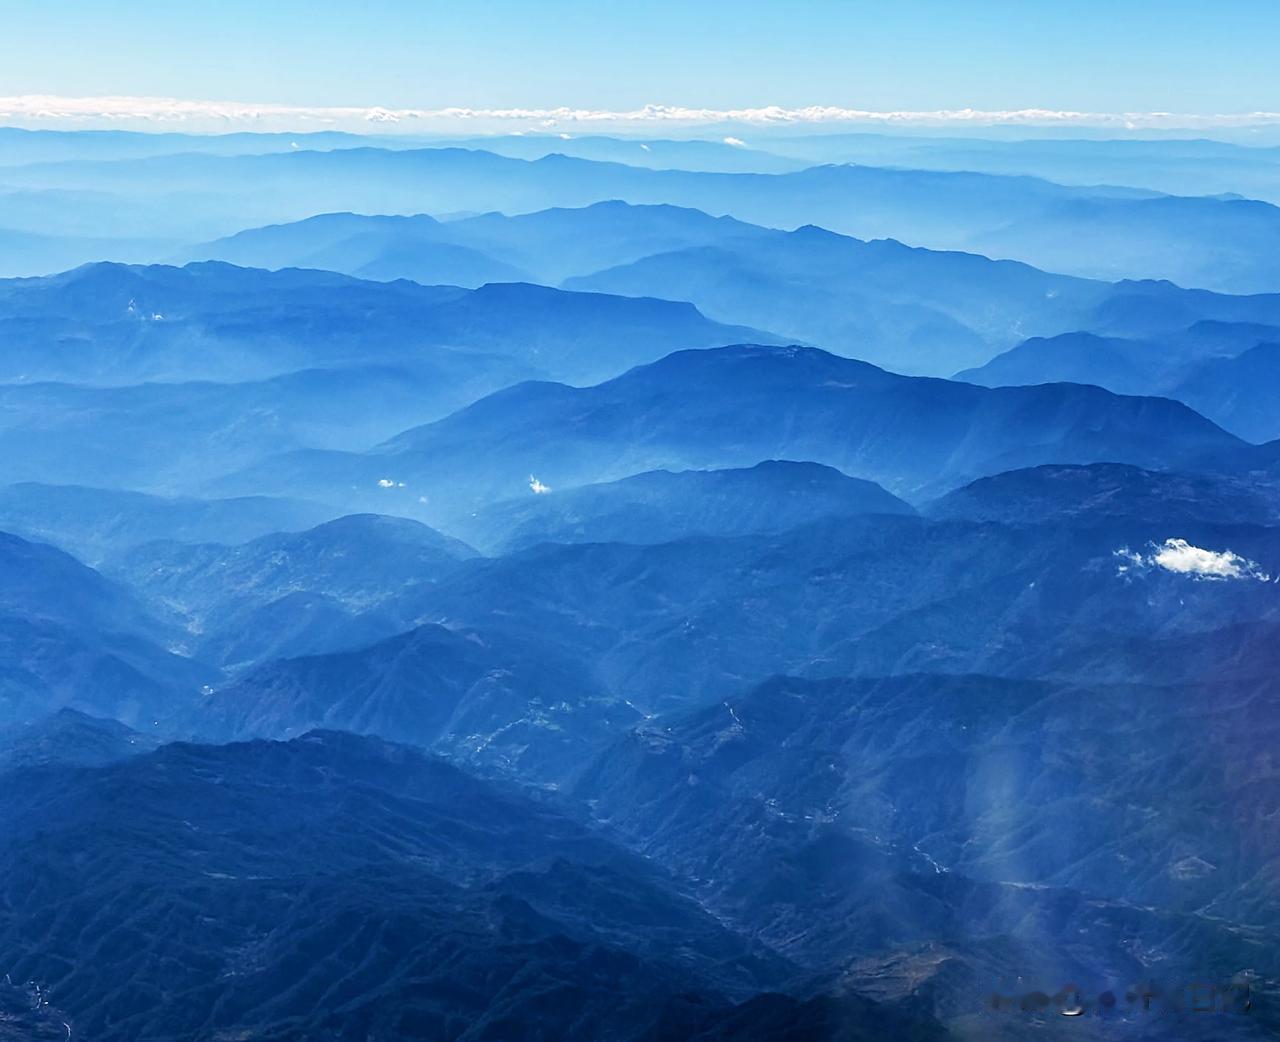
{"left": 221, "top": 344, "right": 1242, "bottom": 519}
{"left": 565, "top": 221, "right": 1107, "bottom": 374}
{"left": 439, "top": 134, "right": 809, "bottom": 174}
{"left": 960, "top": 323, "right": 1280, "bottom": 442}
{"left": 187, "top": 200, "right": 766, "bottom": 287}
{"left": 0, "top": 482, "right": 334, "bottom": 565}
{"left": 759, "top": 130, "right": 1280, "bottom": 203}
{"left": 0, "top": 260, "right": 772, "bottom": 386}
{"left": 450, "top": 199, "right": 771, "bottom": 282}
{"left": 0, "top": 529, "right": 211, "bottom": 727}
{"left": 967, "top": 193, "right": 1280, "bottom": 293}
{"left": 926, "top": 462, "right": 1279, "bottom": 526}
{"left": 0, "top": 707, "right": 157, "bottom": 769}
{"left": 0, "top": 264, "right": 781, "bottom": 493}
{"left": 190, "top": 623, "right": 631, "bottom": 783}
{"left": 463, "top": 460, "right": 913, "bottom": 553}
{"left": 1171, "top": 341, "right": 1280, "bottom": 442}
{"left": 956, "top": 331, "right": 1167, "bottom": 393}
{"left": 15, "top": 145, "right": 1280, "bottom": 290}
{"left": 0, "top": 366, "right": 524, "bottom": 492}
{"left": 200, "top": 202, "right": 1280, "bottom": 377}
{"left": 111, "top": 514, "right": 476, "bottom": 669}
{"left": 185, "top": 211, "right": 532, "bottom": 286}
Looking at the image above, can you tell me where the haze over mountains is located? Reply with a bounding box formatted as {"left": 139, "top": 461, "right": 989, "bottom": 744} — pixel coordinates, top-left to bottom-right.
{"left": 462, "top": 460, "right": 914, "bottom": 553}
{"left": 961, "top": 328, "right": 1280, "bottom": 441}
{"left": 4, "top": 134, "right": 1280, "bottom": 292}
{"left": 181, "top": 200, "right": 1280, "bottom": 376}
{"left": 1, "top": 121, "right": 1278, "bottom": 1041}
{"left": 210, "top": 344, "right": 1242, "bottom": 520}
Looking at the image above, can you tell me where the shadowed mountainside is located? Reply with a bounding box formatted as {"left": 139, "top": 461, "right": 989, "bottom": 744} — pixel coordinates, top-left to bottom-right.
{"left": 0, "top": 730, "right": 944, "bottom": 1042}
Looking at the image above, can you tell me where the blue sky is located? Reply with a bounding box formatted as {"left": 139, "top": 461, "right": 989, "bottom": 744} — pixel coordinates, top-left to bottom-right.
{"left": 3, "top": 1, "right": 1279, "bottom": 130}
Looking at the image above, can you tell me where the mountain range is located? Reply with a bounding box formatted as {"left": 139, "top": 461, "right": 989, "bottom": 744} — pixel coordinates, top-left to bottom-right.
{"left": 576, "top": 671, "right": 1278, "bottom": 1035}
{"left": 3, "top": 121, "right": 1278, "bottom": 1042}
{"left": 960, "top": 325, "right": 1280, "bottom": 441}
{"left": 110, "top": 514, "right": 476, "bottom": 668}
{"left": 214, "top": 344, "right": 1243, "bottom": 522}
{"left": 461, "top": 460, "right": 914, "bottom": 553}
{"left": 180, "top": 459, "right": 1279, "bottom": 733}
{"left": 9, "top": 145, "right": 1280, "bottom": 292}
{"left": 0, "top": 482, "right": 335, "bottom": 566}
{"left": 188, "top": 202, "right": 1280, "bottom": 376}
{"left": 0, "top": 729, "right": 949, "bottom": 1041}
{"left": 0, "top": 529, "right": 209, "bottom": 728}
{"left": 0, "top": 259, "right": 770, "bottom": 386}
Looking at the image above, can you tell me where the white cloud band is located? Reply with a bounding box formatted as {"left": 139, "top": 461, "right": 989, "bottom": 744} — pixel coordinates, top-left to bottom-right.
{"left": 5, "top": 95, "right": 1280, "bottom": 133}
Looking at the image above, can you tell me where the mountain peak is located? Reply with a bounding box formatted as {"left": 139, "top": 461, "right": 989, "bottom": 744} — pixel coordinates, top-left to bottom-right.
{"left": 632, "top": 342, "right": 894, "bottom": 384}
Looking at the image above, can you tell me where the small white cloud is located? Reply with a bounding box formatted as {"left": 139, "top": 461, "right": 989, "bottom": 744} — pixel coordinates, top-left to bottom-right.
{"left": 558, "top": 132, "right": 571, "bottom": 140}
{"left": 1115, "top": 539, "right": 1270, "bottom": 582}
{"left": 377, "top": 478, "right": 405, "bottom": 489}
{"left": 639, "top": 143, "right": 651, "bottom": 151}
{"left": 529, "top": 475, "right": 551, "bottom": 495}
{"left": 723, "top": 136, "right": 747, "bottom": 148}
{"left": 1113, "top": 547, "right": 1144, "bottom": 575}
{"left": 1153, "top": 538, "right": 1266, "bottom": 580}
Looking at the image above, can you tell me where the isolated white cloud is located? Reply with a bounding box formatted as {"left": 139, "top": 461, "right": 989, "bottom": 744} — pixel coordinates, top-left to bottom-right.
{"left": 1152, "top": 538, "right": 1267, "bottom": 580}
{"left": 723, "top": 136, "right": 747, "bottom": 147}
{"left": 1114, "top": 538, "right": 1270, "bottom": 581}
{"left": 529, "top": 475, "right": 551, "bottom": 495}
{"left": 5, "top": 94, "right": 1280, "bottom": 133}
{"left": 376, "top": 478, "right": 405, "bottom": 488}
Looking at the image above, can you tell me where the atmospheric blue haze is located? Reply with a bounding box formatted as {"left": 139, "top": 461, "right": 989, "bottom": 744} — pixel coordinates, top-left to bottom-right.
{"left": 0, "top": 10, "right": 1278, "bottom": 1042}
